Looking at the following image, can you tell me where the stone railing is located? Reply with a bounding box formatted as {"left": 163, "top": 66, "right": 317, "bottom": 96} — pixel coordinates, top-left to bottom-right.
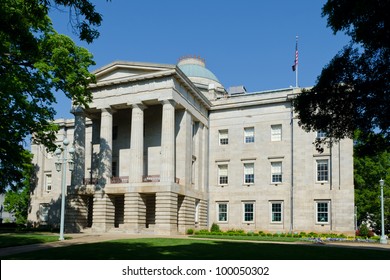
{"left": 83, "top": 178, "right": 98, "bottom": 185}
{"left": 111, "top": 176, "right": 129, "bottom": 184}
{"left": 142, "top": 175, "right": 180, "bottom": 184}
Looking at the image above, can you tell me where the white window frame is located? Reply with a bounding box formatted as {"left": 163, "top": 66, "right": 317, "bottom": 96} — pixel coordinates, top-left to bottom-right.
{"left": 195, "top": 199, "right": 200, "bottom": 223}
{"left": 39, "top": 203, "right": 49, "bottom": 222}
{"left": 316, "top": 159, "right": 329, "bottom": 182}
{"left": 217, "top": 202, "right": 228, "bottom": 222}
{"left": 219, "top": 129, "right": 229, "bottom": 145}
{"left": 243, "top": 202, "right": 255, "bottom": 223}
{"left": 271, "top": 161, "right": 282, "bottom": 183}
{"left": 45, "top": 173, "right": 52, "bottom": 192}
{"left": 316, "top": 200, "right": 330, "bottom": 224}
{"left": 244, "top": 127, "right": 255, "bottom": 143}
{"left": 244, "top": 162, "right": 255, "bottom": 184}
{"left": 271, "top": 124, "right": 282, "bottom": 141}
{"left": 218, "top": 164, "right": 228, "bottom": 185}
{"left": 270, "top": 201, "right": 283, "bottom": 223}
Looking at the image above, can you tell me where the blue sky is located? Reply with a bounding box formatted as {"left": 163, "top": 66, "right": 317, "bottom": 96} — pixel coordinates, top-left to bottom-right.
{"left": 50, "top": 0, "right": 349, "bottom": 119}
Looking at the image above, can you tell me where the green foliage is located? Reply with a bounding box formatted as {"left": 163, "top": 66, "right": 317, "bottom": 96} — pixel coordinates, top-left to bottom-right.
{"left": 4, "top": 185, "right": 30, "bottom": 224}
{"left": 0, "top": 0, "right": 105, "bottom": 192}
{"left": 354, "top": 150, "right": 390, "bottom": 234}
{"left": 186, "top": 229, "right": 194, "bottom": 235}
{"left": 3, "top": 151, "right": 34, "bottom": 224}
{"left": 294, "top": 0, "right": 390, "bottom": 153}
{"left": 357, "top": 224, "right": 370, "bottom": 238}
{"left": 210, "top": 223, "right": 220, "bottom": 232}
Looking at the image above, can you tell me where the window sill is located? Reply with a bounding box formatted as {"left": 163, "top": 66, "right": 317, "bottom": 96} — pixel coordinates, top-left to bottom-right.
{"left": 316, "top": 181, "right": 329, "bottom": 185}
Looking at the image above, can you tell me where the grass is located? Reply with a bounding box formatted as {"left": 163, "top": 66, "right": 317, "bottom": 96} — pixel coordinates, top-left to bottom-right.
{"left": 190, "top": 235, "right": 298, "bottom": 242}
{"left": 0, "top": 233, "right": 64, "bottom": 248}
{"left": 2, "top": 238, "right": 390, "bottom": 260}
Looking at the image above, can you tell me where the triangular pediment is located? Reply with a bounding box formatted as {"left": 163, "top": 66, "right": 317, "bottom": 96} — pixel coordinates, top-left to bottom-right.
{"left": 92, "top": 61, "right": 176, "bottom": 84}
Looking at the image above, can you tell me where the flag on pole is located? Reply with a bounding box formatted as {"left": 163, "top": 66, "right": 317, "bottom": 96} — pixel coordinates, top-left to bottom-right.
{"left": 292, "top": 37, "right": 298, "bottom": 72}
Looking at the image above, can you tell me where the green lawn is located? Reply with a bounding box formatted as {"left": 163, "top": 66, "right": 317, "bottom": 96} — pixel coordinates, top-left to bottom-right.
{"left": 0, "top": 233, "right": 62, "bottom": 248}
{"left": 2, "top": 238, "right": 390, "bottom": 260}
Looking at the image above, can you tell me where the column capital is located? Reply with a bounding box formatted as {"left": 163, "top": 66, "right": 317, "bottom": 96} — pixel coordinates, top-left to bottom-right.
{"left": 100, "top": 107, "right": 116, "bottom": 114}
{"left": 129, "top": 102, "right": 147, "bottom": 111}
{"left": 71, "top": 106, "right": 85, "bottom": 116}
{"left": 160, "top": 99, "right": 177, "bottom": 107}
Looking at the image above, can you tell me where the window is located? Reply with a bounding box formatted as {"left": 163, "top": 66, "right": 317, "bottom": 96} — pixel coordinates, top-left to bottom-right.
{"left": 219, "top": 129, "right": 228, "bottom": 145}
{"left": 270, "top": 202, "right": 283, "bottom": 223}
{"left": 316, "top": 130, "right": 326, "bottom": 139}
{"left": 218, "top": 203, "right": 228, "bottom": 222}
{"left": 218, "top": 164, "right": 228, "bottom": 185}
{"left": 39, "top": 204, "right": 49, "bottom": 222}
{"left": 244, "top": 163, "right": 254, "bottom": 184}
{"left": 243, "top": 202, "right": 254, "bottom": 222}
{"left": 191, "top": 158, "right": 196, "bottom": 184}
{"left": 316, "top": 201, "right": 330, "bottom": 224}
{"left": 244, "top": 127, "right": 255, "bottom": 143}
{"left": 271, "top": 124, "right": 282, "bottom": 141}
{"left": 316, "top": 159, "right": 329, "bottom": 182}
{"left": 45, "top": 173, "right": 52, "bottom": 192}
{"left": 271, "top": 162, "right": 282, "bottom": 183}
{"left": 195, "top": 199, "right": 200, "bottom": 223}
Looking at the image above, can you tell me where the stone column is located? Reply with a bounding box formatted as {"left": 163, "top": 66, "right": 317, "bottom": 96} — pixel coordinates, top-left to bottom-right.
{"left": 160, "top": 100, "right": 176, "bottom": 183}
{"left": 201, "top": 125, "right": 209, "bottom": 192}
{"left": 92, "top": 192, "right": 115, "bottom": 232}
{"left": 177, "top": 196, "right": 196, "bottom": 233}
{"left": 123, "top": 192, "right": 145, "bottom": 233}
{"left": 155, "top": 192, "right": 178, "bottom": 234}
{"left": 130, "top": 103, "right": 146, "bottom": 183}
{"left": 99, "top": 108, "right": 114, "bottom": 186}
{"left": 71, "top": 106, "right": 86, "bottom": 187}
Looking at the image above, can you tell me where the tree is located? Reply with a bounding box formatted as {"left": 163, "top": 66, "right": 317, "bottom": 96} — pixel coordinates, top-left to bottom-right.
{"left": 0, "top": 0, "right": 106, "bottom": 193}
{"left": 354, "top": 149, "right": 390, "bottom": 234}
{"left": 3, "top": 150, "right": 33, "bottom": 224}
{"left": 294, "top": 0, "right": 390, "bottom": 154}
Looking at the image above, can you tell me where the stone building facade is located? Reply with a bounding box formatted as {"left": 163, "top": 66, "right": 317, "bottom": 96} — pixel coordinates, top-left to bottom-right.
{"left": 28, "top": 57, "right": 355, "bottom": 235}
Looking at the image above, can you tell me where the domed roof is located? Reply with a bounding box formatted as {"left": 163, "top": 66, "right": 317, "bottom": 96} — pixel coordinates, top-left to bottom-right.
{"left": 177, "top": 56, "right": 220, "bottom": 83}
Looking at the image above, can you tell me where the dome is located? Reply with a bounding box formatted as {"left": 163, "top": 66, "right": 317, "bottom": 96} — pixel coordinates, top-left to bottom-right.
{"left": 177, "top": 56, "right": 220, "bottom": 83}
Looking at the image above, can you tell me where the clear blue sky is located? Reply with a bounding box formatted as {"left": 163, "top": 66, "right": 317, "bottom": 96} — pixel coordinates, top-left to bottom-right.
{"left": 50, "top": 0, "right": 349, "bottom": 119}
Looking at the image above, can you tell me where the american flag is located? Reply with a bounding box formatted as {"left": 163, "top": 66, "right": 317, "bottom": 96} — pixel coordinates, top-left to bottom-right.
{"left": 292, "top": 39, "right": 298, "bottom": 71}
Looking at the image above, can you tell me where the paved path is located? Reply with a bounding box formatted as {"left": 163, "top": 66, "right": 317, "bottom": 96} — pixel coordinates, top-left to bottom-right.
{"left": 1, "top": 232, "right": 389, "bottom": 258}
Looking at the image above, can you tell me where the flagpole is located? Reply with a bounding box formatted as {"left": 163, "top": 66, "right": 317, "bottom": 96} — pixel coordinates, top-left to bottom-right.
{"left": 295, "top": 35, "right": 299, "bottom": 88}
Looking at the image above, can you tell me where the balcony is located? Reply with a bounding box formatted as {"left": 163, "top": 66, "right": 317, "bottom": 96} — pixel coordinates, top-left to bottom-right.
{"left": 83, "top": 175, "right": 179, "bottom": 185}
{"left": 111, "top": 176, "right": 129, "bottom": 184}
{"left": 83, "top": 178, "right": 98, "bottom": 185}
{"left": 142, "top": 175, "right": 180, "bottom": 184}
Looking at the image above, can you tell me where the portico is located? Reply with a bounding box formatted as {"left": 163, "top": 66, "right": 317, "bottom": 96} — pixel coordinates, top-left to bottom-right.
{"left": 67, "top": 61, "right": 210, "bottom": 234}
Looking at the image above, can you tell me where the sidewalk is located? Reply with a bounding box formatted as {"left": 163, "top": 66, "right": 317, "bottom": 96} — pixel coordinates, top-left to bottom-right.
{"left": 1, "top": 232, "right": 389, "bottom": 258}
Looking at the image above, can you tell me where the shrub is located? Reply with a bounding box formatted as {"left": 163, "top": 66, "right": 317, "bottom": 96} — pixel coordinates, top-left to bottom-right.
{"left": 357, "top": 224, "right": 374, "bottom": 238}
{"left": 210, "top": 223, "right": 221, "bottom": 232}
{"left": 186, "top": 228, "right": 194, "bottom": 235}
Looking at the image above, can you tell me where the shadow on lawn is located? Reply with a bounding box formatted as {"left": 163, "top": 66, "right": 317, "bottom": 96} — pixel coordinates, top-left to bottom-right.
{"left": 0, "top": 234, "right": 54, "bottom": 249}
{"left": 3, "top": 238, "right": 390, "bottom": 260}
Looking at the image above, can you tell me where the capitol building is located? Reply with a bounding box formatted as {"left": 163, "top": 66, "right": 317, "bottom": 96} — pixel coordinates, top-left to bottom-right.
{"left": 28, "top": 56, "right": 355, "bottom": 235}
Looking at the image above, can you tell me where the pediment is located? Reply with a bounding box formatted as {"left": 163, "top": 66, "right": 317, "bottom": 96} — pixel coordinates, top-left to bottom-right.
{"left": 92, "top": 61, "right": 175, "bottom": 84}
